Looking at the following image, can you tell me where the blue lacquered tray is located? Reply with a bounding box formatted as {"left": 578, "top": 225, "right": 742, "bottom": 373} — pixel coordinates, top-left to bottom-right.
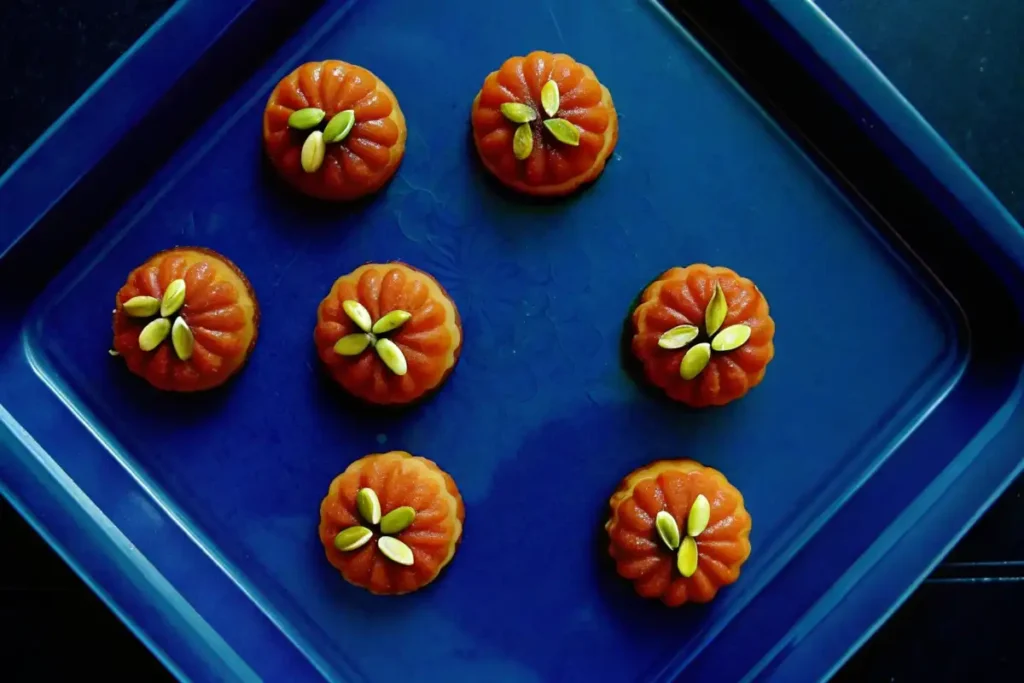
{"left": 1, "top": 0, "right": 1023, "bottom": 680}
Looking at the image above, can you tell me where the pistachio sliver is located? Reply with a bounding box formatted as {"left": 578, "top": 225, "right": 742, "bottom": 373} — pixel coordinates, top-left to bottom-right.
{"left": 301, "top": 130, "right": 326, "bottom": 173}
{"left": 513, "top": 123, "right": 533, "bottom": 161}
{"left": 705, "top": 282, "right": 728, "bottom": 336}
{"left": 380, "top": 506, "right": 416, "bottom": 535}
{"left": 356, "top": 488, "right": 381, "bottom": 525}
{"left": 680, "top": 342, "right": 711, "bottom": 380}
{"left": 375, "top": 338, "right": 408, "bottom": 376}
{"left": 655, "top": 511, "right": 681, "bottom": 551}
{"left": 378, "top": 536, "right": 414, "bottom": 566}
{"left": 658, "top": 324, "right": 700, "bottom": 350}
{"left": 160, "top": 279, "right": 186, "bottom": 317}
{"left": 171, "top": 317, "right": 195, "bottom": 361}
{"left": 138, "top": 318, "right": 171, "bottom": 352}
{"left": 122, "top": 295, "right": 160, "bottom": 318}
{"left": 323, "top": 109, "right": 356, "bottom": 144}
{"left": 540, "top": 79, "right": 560, "bottom": 117}
{"left": 499, "top": 102, "right": 538, "bottom": 124}
{"left": 287, "top": 107, "right": 326, "bottom": 130}
{"left": 711, "top": 324, "right": 752, "bottom": 352}
{"left": 334, "top": 526, "right": 373, "bottom": 552}
{"left": 676, "top": 536, "right": 699, "bottom": 578}
{"left": 543, "top": 118, "right": 580, "bottom": 146}
{"left": 687, "top": 494, "right": 711, "bottom": 537}
{"left": 371, "top": 310, "right": 412, "bottom": 335}
{"left": 334, "top": 333, "right": 372, "bottom": 357}
{"left": 341, "top": 300, "right": 372, "bottom": 333}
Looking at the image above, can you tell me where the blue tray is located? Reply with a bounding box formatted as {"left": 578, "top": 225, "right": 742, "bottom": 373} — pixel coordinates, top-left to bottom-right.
{"left": 1, "top": 0, "right": 1022, "bottom": 680}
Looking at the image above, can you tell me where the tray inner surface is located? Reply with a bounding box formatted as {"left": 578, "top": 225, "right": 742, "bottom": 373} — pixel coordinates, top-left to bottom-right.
{"left": 15, "top": 0, "right": 966, "bottom": 680}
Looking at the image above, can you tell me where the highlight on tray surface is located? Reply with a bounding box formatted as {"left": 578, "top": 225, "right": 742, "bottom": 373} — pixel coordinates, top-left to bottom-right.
{"left": 314, "top": 262, "right": 462, "bottom": 406}
{"left": 263, "top": 60, "right": 407, "bottom": 201}
{"left": 319, "top": 451, "right": 465, "bottom": 595}
{"left": 111, "top": 247, "right": 259, "bottom": 392}
{"left": 471, "top": 50, "right": 618, "bottom": 196}
{"left": 606, "top": 459, "right": 752, "bottom": 607}
{"left": 630, "top": 264, "right": 775, "bottom": 407}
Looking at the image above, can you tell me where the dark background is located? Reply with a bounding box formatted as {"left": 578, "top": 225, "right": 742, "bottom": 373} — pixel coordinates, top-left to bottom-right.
{"left": 1, "top": 0, "right": 1021, "bottom": 680}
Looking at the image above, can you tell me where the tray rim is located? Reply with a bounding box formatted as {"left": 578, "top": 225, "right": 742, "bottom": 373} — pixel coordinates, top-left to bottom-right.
{"left": 1, "top": 0, "right": 1023, "bottom": 681}
{"left": 738, "top": 1, "right": 1024, "bottom": 678}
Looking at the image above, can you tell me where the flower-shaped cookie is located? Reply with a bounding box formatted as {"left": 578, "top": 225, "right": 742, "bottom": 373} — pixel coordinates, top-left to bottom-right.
{"left": 471, "top": 51, "right": 618, "bottom": 196}
{"left": 112, "top": 248, "right": 259, "bottom": 391}
{"left": 263, "top": 60, "right": 407, "bottom": 201}
{"left": 631, "top": 265, "right": 774, "bottom": 407}
{"left": 606, "top": 459, "right": 752, "bottom": 607}
{"left": 319, "top": 451, "right": 465, "bottom": 595}
{"left": 314, "top": 263, "right": 462, "bottom": 405}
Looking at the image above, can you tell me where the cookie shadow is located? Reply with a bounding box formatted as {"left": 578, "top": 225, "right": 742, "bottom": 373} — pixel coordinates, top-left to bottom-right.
{"left": 257, "top": 151, "right": 393, "bottom": 230}
{"left": 463, "top": 127, "right": 601, "bottom": 216}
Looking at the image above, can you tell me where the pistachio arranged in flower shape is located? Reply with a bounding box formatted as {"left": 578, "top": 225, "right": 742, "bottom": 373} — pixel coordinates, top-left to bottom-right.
{"left": 655, "top": 494, "right": 711, "bottom": 578}
{"left": 657, "top": 281, "right": 752, "bottom": 380}
{"left": 333, "top": 301, "right": 412, "bottom": 376}
{"left": 499, "top": 79, "right": 582, "bottom": 161}
{"left": 333, "top": 487, "right": 417, "bottom": 566}
{"left": 288, "top": 107, "right": 357, "bottom": 173}
{"left": 122, "top": 279, "right": 194, "bottom": 361}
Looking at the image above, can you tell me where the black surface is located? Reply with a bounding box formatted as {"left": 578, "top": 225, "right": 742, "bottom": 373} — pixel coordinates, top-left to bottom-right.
{"left": 819, "top": 0, "right": 1024, "bottom": 225}
{"left": 0, "top": 0, "right": 1021, "bottom": 680}
{"left": 0, "top": 500, "right": 175, "bottom": 681}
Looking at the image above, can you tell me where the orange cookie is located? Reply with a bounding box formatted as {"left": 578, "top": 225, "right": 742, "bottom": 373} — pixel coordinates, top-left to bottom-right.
{"left": 631, "top": 264, "right": 775, "bottom": 407}
{"left": 319, "top": 451, "right": 465, "bottom": 595}
{"left": 471, "top": 51, "right": 618, "bottom": 196}
{"left": 606, "top": 460, "right": 752, "bottom": 607}
{"left": 263, "top": 60, "right": 406, "bottom": 200}
{"left": 112, "top": 247, "right": 259, "bottom": 391}
{"left": 314, "top": 263, "right": 462, "bottom": 406}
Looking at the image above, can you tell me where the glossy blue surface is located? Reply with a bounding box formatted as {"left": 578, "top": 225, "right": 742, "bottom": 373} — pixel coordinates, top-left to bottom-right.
{"left": 0, "top": 0, "right": 1022, "bottom": 681}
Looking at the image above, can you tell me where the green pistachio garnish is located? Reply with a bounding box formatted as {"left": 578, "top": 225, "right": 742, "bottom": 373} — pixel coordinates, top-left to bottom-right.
{"left": 108, "top": 349, "right": 120, "bottom": 357}
{"left": 333, "top": 301, "right": 414, "bottom": 372}
{"left": 171, "top": 317, "right": 194, "bottom": 361}
{"left": 122, "top": 295, "right": 160, "bottom": 318}
{"left": 676, "top": 536, "right": 698, "bottom": 578}
{"left": 339, "top": 488, "right": 417, "bottom": 563}
{"left": 656, "top": 279, "right": 753, "bottom": 380}
{"left": 705, "top": 282, "right": 728, "bottom": 336}
{"left": 503, "top": 78, "right": 575, "bottom": 158}
{"left": 138, "top": 318, "right": 171, "bottom": 352}
{"left": 334, "top": 526, "right": 373, "bottom": 552}
{"left": 711, "top": 324, "right": 752, "bottom": 352}
{"left": 687, "top": 494, "right": 711, "bottom": 537}
{"left": 513, "top": 123, "right": 533, "bottom": 161}
{"left": 121, "top": 278, "right": 202, "bottom": 356}
{"left": 342, "top": 300, "right": 372, "bottom": 333}
{"left": 323, "top": 109, "right": 356, "bottom": 144}
{"left": 655, "top": 511, "right": 680, "bottom": 551}
{"left": 371, "top": 310, "right": 412, "bottom": 335}
{"left": 288, "top": 107, "right": 326, "bottom": 130}
{"left": 661, "top": 495, "right": 712, "bottom": 577}
{"left": 334, "top": 333, "right": 372, "bottom": 357}
{"left": 375, "top": 338, "right": 408, "bottom": 376}
{"left": 160, "top": 279, "right": 186, "bottom": 317}
{"left": 356, "top": 488, "right": 381, "bottom": 525}
{"left": 380, "top": 506, "right": 416, "bottom": 535}
{"left": 500, "top": 103, "right": 538, "bottom": 124}
{"left": 680, "top": 342, "right": 711, "bottom": 380}
{"left": 378, "top": 536, "right": 414, "bottom": 566}
{"left": 543, "top": 119, "right": 580, "bottom": 146}
{"left": 540, "top": 80, "right": 560, "bottom": 118}
{"left": 658, "top": 325, "right": 699, "bottom": 350}
{"left": 301, "top": 130, "right": 326, "bottom": 173}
